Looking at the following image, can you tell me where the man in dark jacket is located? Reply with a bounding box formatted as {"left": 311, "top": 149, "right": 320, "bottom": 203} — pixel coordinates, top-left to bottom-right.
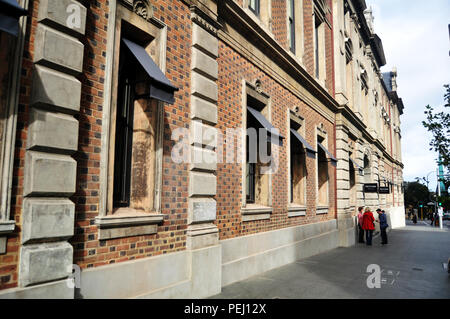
{"left": 377, "top": 209, "right": 389, "bottom": 245}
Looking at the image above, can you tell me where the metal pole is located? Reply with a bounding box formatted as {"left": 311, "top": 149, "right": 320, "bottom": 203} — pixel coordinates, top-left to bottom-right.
{"left": 437, "top": 168, "right": 443, "bottom": 229}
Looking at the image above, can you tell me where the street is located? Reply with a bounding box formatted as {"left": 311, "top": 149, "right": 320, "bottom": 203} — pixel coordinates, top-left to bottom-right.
{"left": 211, "top": 219, "right": 450, "bottom": 299}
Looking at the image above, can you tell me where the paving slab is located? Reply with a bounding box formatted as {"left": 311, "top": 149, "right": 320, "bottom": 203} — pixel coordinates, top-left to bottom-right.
{"left": 211, "top": 219, "right": 450, "bottom": 299}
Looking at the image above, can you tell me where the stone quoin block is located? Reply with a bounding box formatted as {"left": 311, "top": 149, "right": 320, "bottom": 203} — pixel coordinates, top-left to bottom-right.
{"left": 19, "top": 242, "right": 73, "bottom": 287}
{"left": 188, "top": 198, "right": 217, "bottom": 224}
{"left": 191, "top": 96, "right": 218, "bottom": 124}
{"left": 189, "top": 172, "right": 216, "bottom": 197}
{"left": 24, "top": 151, "right": 77, "bottom": 197}
{"left": 34, "top": 24, "right": 84, "bottom": 74}
{"left": 190, "top": 120, "right": 218, "bottom": 148}
{"left": 192, "top": 23, "right": 218, "bottom": 58}
{"left": 191, "top": 72, "right": 218, "bottom": 102}
{"left": 27, "top": 107, "right": 79, "bottom": 152}
{"left": 31, "top": 65, "right": 81, "bottom": 113}
{"left": 191, "top": 47, "right": 218, "bottom": 80}
{"left": 22, "top": 198, "right": 75, "bottom": 244}
{"left": 38, "top": 0, "right": 87, "bottom": 36}
{"left": 190, "top": 146, "right": 217, "bottom": 172}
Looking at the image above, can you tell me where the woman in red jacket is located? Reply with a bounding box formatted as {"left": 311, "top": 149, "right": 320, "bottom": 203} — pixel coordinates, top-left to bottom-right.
{"left": 362, "top": 207, "right": 375, "bottom": 246}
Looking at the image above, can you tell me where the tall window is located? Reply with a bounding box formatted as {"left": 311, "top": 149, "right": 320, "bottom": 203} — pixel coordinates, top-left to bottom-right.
{"left": 290, "top": 120, "right": 307, "bottom": 205}
{"left": 314, "top": 0, "right": 327, "bottom": 81}
{"left": 317, "top": 137, "right": 329, "bottom": 206}
{"left": 246, "top": 104, "right": 272, "bottom": 206}
{"left": 109, "top": 25, "right": 176, "bottom": 213}
{"left": 288, "top": 0, "right": 295, "bottom": 53}
{"left": 314, "top": 18, "right": 321, "bottom": 79}
{"left": 249, "top": 0, "right": 260, "bottom": 16}
{"left": 349, "top": 155, "right": 356, "bottom": 206}
{"left": 113, "top": 45, "right": 135, "bottom": 207}
{"left": 363, "top": 154, "right": 371, "bottom": 183}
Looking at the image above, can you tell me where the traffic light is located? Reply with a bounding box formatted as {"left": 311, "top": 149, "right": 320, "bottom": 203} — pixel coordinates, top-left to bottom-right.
{"left": 438, "top": 202, "right": 442, "bottom": 206}
{"left": 419, "top": 204, "right": 423, "bottom": 208}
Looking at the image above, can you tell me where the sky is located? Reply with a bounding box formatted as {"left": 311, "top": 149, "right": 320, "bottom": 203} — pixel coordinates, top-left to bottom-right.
{"left": 366, "top": 0, "right": 450, "bottom": 191}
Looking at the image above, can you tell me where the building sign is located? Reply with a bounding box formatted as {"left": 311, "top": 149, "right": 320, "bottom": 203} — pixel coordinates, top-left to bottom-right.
{"left": 378, "top": 186, "right": 390, "bottom": 194}
{"left": 363, "top": 183, "right": 378, "bottom": 193}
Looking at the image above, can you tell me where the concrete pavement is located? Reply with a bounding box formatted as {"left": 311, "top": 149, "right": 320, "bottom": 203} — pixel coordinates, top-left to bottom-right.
{"left": 211, "top": 219, "right": 450, "bottom": 299}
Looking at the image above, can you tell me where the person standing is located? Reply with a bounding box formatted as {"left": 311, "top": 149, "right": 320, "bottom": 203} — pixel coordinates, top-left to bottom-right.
{"left": 362, "top": 207, "right": 375, "bottom": 246}
{"left": 377, "top": 209, "right": 389, "bottom": 245}
{"left": 357, "top": 206, "right": 365, "bottom": 244}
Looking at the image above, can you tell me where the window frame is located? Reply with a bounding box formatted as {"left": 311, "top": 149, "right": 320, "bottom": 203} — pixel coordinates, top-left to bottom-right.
{"left": 0, "top": 0, "right": 29, "bottom": 252}
{"left": 287, "top": 0, "right": 295, "bottom": 54}
{"left": 248, "top": 0, "right": 260, "bottom": 16}
{"left": 98, "top": 3, "right": 167, "bottom": 219}
{"left": 241, "top": 81, "right": 273, "bottom": 221}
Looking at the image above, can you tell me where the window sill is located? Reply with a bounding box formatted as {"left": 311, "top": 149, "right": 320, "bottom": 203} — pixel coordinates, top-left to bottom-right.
{"left": 0, "top": 221, "right": 15, "bottom": 254}
{"left": 316, "top": 206, "right": 329, "bottom": 215}
{"left": 0, "top": 221, "right": 15, "bottom": 235}
{"left": 241, "top": 204, "right": 272, "bottom": 222}
{"left": 95, "top": 208, "right": 163, "bottom": 240}
{"left": 288, "top": 204, "right": 307, "bottom": 217}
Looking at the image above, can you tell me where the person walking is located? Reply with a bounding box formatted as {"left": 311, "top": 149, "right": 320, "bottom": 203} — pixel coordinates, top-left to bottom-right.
{"left": 357, "top": 206, "right": 365, "bottom": 244}
{"left": 362, "top": 207, "right": 375, "bottom": 246}
{"left": 376, "top": 209, "right": 389, "bottom": 245}
{"left": 412, "top": 210, "right": 418, "bottom": 224}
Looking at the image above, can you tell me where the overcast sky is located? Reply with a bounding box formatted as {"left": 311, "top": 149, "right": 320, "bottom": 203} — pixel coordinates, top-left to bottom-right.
{"left": 366, "top": 0, "right": 450, "bottom": 190}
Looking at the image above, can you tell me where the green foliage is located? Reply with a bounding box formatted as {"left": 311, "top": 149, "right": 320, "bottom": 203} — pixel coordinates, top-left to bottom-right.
{"left": 437, "top": 195, "right": 450, "bottom": 210}
{"left": 404, "top": 181, "right": 430, "bottom": 208}
{"left": 422, "top": 84, "right": 450, "bottom": 187}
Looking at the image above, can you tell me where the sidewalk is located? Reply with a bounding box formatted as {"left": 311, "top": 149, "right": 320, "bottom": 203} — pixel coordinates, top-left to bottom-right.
{"left": 211, "top": 220, "right": 450, "bottom": 299}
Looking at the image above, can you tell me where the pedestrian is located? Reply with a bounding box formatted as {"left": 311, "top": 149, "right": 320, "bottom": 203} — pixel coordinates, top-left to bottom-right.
{"left": 412, "top": 210, "right": 417, "bottom": 224}
{"left": 376, "top": 209, "right": 389, "bottom": 245}
{"left": 430, "top": 212, "right": 435, "bottom": 226}
{"left": 357, "top": 206, "right": 365, "bottom": 243}
{"left": 362, "top": 207, "right": 375, "bottom": 246}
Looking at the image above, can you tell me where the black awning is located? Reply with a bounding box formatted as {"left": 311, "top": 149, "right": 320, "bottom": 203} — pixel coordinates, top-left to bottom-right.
{"left": 122, "top": 38, "right": 178, "bottom": 104}
{"left": 247, "top": 106, "right": 284, "bottom": 146}
{"left": 317, "top": 142, "right": 337, "bottom": 165}
{"left": 349, "top": 157, "right": 362, "bottom": 171}
{"left": 290, "top": 129, "right": 316, "bottom": 156}
{"left": 0, "top": 0, "right": 28, "bottom": 37}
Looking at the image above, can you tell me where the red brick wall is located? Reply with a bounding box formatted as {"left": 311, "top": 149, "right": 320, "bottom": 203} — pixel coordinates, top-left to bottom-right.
{"left": 1, "top": 0, "right": 338, "bottom": 292}
{"left": 216, "top": 39, "right": 336, "bottom": 240}
{"left": 70, "top": 0, "right": 192, "bottom": 269}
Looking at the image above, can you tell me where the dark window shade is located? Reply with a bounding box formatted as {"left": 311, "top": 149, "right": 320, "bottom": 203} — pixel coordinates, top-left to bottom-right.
{"left": 0, "top": 0, "right": 27, "bottom": 37}
{"left": 317, "top": 142, "right": 337, "bottom": 165}
{"left": 290, "top": 129, "right": 316, "bottom": 157}
{"left": 122, "top": 38, "right": 178, "bottom": 104}
{"left": 247, "top": 106, "right": 284, "bottom": 146}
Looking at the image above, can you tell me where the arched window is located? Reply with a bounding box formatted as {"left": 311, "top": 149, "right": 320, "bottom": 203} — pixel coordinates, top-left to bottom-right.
{"left": 363, "top": 154, "right": 371, "bottom": 183}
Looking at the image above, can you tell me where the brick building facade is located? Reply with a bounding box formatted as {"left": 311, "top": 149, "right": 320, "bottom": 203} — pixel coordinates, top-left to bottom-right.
{"left": 0, "top": 0, "right": 404, "bottom": 298}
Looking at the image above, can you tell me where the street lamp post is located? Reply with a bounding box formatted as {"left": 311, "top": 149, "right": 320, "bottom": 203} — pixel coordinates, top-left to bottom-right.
{"left": 415, "top": 171, "right": 435, "bottom": 221}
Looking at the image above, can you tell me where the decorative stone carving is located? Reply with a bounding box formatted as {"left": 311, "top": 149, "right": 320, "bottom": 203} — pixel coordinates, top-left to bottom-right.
{"left": 134, "top": 0, "right": 151, "bottom": 20}
{"left": 190, "top": 6, "right": 219, "bottom": 36}
{"left": 255, "top": 79, "right": 263, "bottom": 94}
{"left": 119, "top": 0, "right": 153, "bottom": 21}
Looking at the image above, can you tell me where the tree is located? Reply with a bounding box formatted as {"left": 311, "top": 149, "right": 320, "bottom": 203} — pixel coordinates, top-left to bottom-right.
{"left": 404, "top": 181, "right": 430, "bottom": 208}
{"left": 422, "top": 84, "right": 450, "bottom": 190}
